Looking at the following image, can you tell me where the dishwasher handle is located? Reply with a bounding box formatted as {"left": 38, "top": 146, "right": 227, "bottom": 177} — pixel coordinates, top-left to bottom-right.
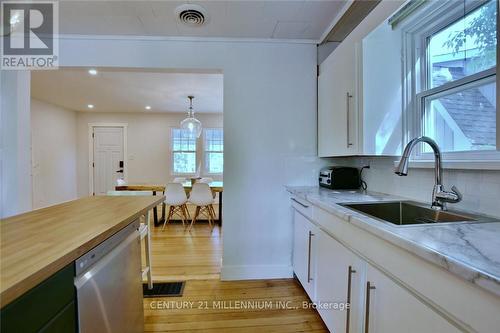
{"left": 75, "top": 230, "right": 139, "bottom": 289}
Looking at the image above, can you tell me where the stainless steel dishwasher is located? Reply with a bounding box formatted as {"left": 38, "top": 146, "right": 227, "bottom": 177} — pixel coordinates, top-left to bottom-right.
{"left": 75, "top": 220, "right": 144, "bottom": 333}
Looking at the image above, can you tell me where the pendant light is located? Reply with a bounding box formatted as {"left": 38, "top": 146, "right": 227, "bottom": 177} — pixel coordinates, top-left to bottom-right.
{"left": 180, "top": 95, "right": 202, "bottom": 138}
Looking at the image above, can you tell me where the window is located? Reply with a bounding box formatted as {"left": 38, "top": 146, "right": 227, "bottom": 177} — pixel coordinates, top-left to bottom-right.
{"left": 422, "top": 78, "right": 496, "bottom": 153}
{"left": 204, "top": 128, "right": 223, "bottom": 174}
{"left": 170, "top": 128, "right": 223, "bottom": 175}
{"left": 171, "top": 128, "right": 196, "bottom": 174}
{"left": 427, "top": 2, "right": 497, "bottom": 89}
{"left": 405, "top": 0, "right": 498, "bottom": 159}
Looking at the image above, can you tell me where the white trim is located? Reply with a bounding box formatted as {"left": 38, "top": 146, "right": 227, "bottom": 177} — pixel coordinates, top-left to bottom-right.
{"left": 221, "top": 265, "right": 293, "bottom": 280}
{"left": 419, "top": 150, "right": 500, "bottom": 161}
{"left": 57, "top": 33, "right": 319, "bottom": 45}
{"left": 88, "top": 123, "right": 128, "bottom": 196}
{"left": 319, "top": 0, "right": 355, "bottom": 44}
{"left": 416, "top": 68, "right": 497, "bottom": 101}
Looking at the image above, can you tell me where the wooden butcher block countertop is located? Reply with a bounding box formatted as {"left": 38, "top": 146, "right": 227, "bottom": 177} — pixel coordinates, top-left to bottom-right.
{"left": 0, "top": 195, "right": 163, "bottom": 308}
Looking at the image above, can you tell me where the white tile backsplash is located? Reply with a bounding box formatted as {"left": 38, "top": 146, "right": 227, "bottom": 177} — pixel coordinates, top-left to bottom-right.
{"left": 327, "top": 157, "right": 500, "bottom": 218}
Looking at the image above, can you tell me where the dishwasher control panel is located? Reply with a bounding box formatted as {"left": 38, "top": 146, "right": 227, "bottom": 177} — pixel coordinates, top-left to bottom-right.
{"left": 75, "top": 219, "right": 140, "bottom": 276}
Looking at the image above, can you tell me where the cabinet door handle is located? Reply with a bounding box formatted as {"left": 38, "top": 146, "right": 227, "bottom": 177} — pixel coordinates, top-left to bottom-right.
{"left": 346, "top": 92, "right": 353, "bottom": 148}
{"left": 307, "top": 231, "right": 315, "bottom": 283}
{"left": 291, "top": 198, "right": 309, "bottom": 208}
{"left": 364, "top": 281, "right": 376, "bottom": 333}
{"left": 345, "top": 266, "right": 356, "bottom": 333}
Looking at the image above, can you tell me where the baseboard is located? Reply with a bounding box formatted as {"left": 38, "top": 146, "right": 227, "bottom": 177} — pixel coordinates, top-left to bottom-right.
{"left": 221, "top": 264, "right": 293, "bottom": 280}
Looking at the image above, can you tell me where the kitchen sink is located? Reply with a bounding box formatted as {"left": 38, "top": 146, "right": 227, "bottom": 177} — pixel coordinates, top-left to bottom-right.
{"left": 340, "top": 201, "right": 495, "bottom": 226}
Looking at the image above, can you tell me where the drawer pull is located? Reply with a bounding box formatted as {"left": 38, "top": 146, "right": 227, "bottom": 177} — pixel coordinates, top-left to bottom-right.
{"left": 291, "top": 198, "right": 309, "bottom": 208}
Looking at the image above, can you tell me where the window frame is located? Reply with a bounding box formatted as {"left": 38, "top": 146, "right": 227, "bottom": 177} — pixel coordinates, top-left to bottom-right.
{"left": 170, "top": 127, "right": 197, "bottom": 176}
{"left": 402, "top": 0, "right": 499, "bottom": 161}
{"left": 203, "top": 128, "right": 224, "bottom": 175}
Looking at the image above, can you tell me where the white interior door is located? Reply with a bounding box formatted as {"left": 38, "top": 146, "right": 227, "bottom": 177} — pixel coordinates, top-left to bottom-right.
{"left": 93, "top": 127, "right": 124, "bottom": 195}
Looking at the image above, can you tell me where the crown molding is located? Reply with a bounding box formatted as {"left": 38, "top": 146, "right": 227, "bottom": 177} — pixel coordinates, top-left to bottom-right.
{"left": 57, "top": 33, "right": 319, "bottom": 45}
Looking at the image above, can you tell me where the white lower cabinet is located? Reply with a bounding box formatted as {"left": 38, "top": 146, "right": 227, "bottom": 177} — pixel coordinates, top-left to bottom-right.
{"left": 292, "top": 209, "right": 318, "bottom": 300}
{"left": 292, "top": 212, "right": 461, "bottom": 333}
{"left": 364, "top": 264, "right": 459, "bottom": 333}
{"left": 316, "top": 231, "right": 365, "bottom": 333}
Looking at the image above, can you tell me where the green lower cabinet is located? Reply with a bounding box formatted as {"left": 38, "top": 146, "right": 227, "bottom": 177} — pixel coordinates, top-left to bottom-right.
{"left": 0, "top": 264, "right": 76, "bottom": 333}
{"left": 39, "top": 302, "right": 76, "bottom": 333}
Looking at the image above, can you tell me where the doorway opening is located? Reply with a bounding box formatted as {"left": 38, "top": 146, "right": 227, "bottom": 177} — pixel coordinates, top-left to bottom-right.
{"left": 30, "top": 67, "right": 224, "bottom": 283}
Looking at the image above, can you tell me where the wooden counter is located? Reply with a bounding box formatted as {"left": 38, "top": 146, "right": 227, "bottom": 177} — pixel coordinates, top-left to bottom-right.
{"left": 0, "top": 195, "right": 164, "bottom": 308}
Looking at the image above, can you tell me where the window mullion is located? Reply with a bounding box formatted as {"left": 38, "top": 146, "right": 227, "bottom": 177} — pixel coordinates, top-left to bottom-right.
{"left": 417, "top": 67, "right": 497, "bottom": 101}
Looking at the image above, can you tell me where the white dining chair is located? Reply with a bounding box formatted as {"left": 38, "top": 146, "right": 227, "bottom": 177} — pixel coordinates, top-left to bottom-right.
{"left": 163, "top": 183, "right": 189, "bottom": 230}
{"left": 198, "top": 177, "right": 216, "bottom": 200}
{"left": 188, "top": 183, "right": 216, "bottom": 231}
{"left": 173, "top": 177, "right": 187, "bottom": 184}
{"left": 106, "top": 190, "right": 154, "bottom": 289}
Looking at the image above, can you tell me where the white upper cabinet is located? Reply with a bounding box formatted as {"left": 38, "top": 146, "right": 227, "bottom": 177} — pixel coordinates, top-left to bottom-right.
{"left": 317, "top": 1, "right": 404, "bottom": 157}
{"left": 318, "top": 41, "right": 358, "bottom": 157}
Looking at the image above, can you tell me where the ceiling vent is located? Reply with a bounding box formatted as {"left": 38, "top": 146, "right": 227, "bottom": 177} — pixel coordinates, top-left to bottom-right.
{"left": 175, "top": 4, "right": 208, "bottom": 27}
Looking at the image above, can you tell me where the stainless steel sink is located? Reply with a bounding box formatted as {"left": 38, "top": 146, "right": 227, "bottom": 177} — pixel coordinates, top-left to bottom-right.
{"left": 340, "top": 201, "right": 495, "bottom": 226}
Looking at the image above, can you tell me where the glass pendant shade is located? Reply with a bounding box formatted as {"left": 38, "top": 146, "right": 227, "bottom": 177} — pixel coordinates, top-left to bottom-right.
{"left": 181, "top": 96, "right": 202, "bottom": 138}
{"left": 180, "top": 117, "right": 202, "bottom": 138}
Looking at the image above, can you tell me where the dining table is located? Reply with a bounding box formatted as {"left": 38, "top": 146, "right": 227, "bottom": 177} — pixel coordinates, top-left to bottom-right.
{"left": 115, "top": 181, "right": 223, "bottom": 227}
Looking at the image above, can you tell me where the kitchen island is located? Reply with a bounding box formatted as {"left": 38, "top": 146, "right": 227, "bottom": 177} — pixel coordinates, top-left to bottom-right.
{"left": 0, "top": 195, "right": 163, "bottom": 332}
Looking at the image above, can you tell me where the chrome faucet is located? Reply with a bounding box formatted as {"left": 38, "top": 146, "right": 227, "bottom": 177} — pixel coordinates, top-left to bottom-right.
{"left": 395, "top": 136, "right": 461, "bottom": 210}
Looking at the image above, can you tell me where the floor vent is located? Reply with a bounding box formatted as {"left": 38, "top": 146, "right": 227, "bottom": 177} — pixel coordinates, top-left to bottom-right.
{"left": 143, "top": 282, "right": 185, "bottom": 297}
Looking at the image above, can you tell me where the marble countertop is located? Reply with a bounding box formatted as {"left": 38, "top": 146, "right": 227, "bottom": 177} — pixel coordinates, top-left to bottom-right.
{"left": 286, "top": 186, "right": 500, "bottom": 297}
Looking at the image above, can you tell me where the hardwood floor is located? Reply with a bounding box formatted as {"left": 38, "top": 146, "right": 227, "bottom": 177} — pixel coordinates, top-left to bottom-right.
{"left": 144, "top": 279, "right": 328, "bottom": 332}
{"left": 143, "top": 222, "right": 327, "bottom": 332}
{"left": 147, "top": 220, "right": 222, "bottom": 281}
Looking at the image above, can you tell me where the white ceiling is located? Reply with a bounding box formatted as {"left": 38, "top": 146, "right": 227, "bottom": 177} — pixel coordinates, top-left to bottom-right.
{"left": 31, "top": 68, "right": 224, "bottom": 113}
{"left": 59, "top": 0, "right": 347, "bottom": 42}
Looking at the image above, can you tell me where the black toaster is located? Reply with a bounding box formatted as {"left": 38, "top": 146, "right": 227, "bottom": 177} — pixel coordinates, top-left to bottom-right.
{"left": 319, "top": 167, "right": 360, "bottom": 190}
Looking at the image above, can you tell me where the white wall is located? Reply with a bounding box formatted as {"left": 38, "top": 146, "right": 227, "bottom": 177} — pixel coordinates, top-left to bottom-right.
{"left": 58, "top": 37, "right": 320, "bottom": 279}
{"left": 76, "top": 112, "right": 223, "bottom": 197}
{"left": 0, "top": 71, "right": 32, "bottom": 218}
{"left": 31, "top": 99, "right": 78, "bottom": 209}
